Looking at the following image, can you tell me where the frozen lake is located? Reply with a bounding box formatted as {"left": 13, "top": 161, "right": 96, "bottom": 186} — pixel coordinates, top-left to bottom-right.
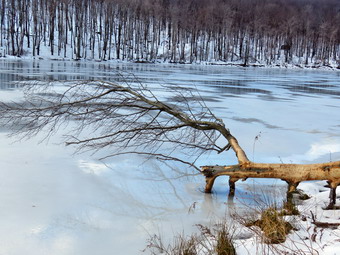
{"left": 0, "top": 60, "right": 339, "bottom": 254}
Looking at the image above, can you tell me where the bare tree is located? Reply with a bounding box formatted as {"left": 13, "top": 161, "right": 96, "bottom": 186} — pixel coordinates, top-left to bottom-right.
{"left": 0, "top": 0, "right": 339, "bottom": 65}
{"left": 0, "top": 79, "right": 339, "bottom": 208}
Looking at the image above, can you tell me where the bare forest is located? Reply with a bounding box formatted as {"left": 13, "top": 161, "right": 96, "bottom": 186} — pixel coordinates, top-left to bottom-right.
{"left": 0, "top": 0, "right": 339, "bottom": 66}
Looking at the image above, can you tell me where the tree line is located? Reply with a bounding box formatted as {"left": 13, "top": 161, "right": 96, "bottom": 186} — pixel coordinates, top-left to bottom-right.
{"left": 0, "top": 0, "right": 339, "bottom": 66}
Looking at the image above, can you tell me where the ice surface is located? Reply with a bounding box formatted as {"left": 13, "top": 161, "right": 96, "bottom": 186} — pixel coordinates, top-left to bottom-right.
{"left": 0, "top": 60, "right": 339, "bottom": 254}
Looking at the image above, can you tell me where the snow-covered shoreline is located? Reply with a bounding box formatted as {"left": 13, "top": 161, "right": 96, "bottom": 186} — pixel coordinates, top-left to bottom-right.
{"left": 1, "top": 54, "right": 339, "bottom": 72}
{"left": 233, "top": 181, "right": 340, "bottom": 255}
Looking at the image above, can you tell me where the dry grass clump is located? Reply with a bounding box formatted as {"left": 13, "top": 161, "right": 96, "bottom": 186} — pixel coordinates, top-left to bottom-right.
{"left": 282, "top": 200, "right": 300, "bottom": 216}
{"left": 247, "top": 206, "right": 294, "bottom": 244}
{"left": 172, "top": 236, "right": 198, "bottom": 255}
{"left": 145, "top": 233, "right": 200, "bottom": 255}
{"left": 145, "top": 222, "right": 236, "bottom": 255}
{"left": 215, "top": 224, "right": 236, "bottom": 255}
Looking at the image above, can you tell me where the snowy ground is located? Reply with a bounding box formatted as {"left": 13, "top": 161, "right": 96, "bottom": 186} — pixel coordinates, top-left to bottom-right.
{"left": 0, "top": 60, "right": 339, "bottom": 254}
{"left": 231, "top": 181, "right": 340, "bottom": 255}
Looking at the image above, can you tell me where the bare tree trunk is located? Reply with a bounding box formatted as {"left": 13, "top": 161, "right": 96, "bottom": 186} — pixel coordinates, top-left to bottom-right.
{"left": 202, "top": 161, "right": 340, "bottom": 208}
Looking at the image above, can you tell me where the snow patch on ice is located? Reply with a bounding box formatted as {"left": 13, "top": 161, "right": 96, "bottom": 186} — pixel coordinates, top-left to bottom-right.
{"left": 278, "top": 139, "right": 340, "bottom": 163}
{"left": 78, "top": 160, "right": 110, "bottom": 175}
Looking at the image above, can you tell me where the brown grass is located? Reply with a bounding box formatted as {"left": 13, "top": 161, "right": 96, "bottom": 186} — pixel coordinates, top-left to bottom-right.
{"left": 145, "top": 222, "right": 236, "bottom": 255}
{"left": 145, "top": 233, "right": 200, "bottom": 255}
{"left": 247, "top": 207, "right": 294, "bottom": 244}
{"left": 282, "top": 200, "right": 300, "bottom": 216}
{"left": 215, "top": 223, "right": 236, "bottom": 255}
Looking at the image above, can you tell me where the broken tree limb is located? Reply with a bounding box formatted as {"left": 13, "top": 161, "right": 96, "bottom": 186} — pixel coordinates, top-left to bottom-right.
{"left": 310, "top": 211, "right": 340, "bottom": 227}
{"left": 201, "top": 161, "right": 340, "bottom": 208}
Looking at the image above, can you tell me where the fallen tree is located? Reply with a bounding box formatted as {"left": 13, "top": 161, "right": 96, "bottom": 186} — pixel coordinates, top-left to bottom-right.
{"left": 201, "top": 162, "right": 340, "bottom": 208}
{"left": 0, "top": 79, "right": 339, "bottom": 208}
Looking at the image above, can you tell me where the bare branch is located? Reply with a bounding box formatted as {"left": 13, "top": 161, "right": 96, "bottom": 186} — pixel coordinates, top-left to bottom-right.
{"left": 0, "top": 78, "right": 248, "bottom": 170}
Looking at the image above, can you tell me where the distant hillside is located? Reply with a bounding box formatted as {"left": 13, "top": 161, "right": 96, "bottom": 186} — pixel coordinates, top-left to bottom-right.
{"left": 0, "top": 0, "right": 339, "bottom": 67}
